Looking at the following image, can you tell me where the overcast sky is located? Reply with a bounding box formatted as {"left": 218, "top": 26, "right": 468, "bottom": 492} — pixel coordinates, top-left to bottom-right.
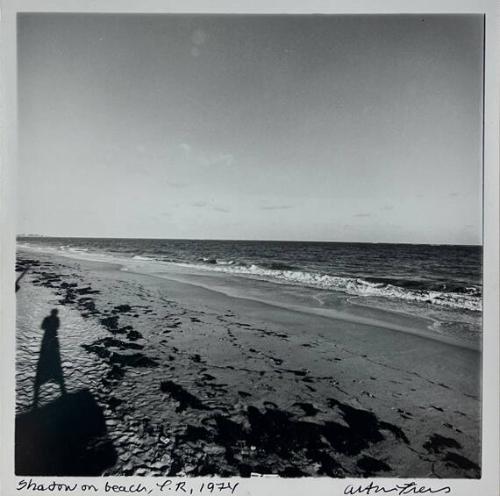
{"left": 17, "top": 14, "right": 483, "bottom": 243}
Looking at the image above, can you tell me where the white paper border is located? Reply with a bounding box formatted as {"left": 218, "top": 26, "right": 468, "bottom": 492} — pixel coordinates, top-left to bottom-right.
{"left": 1, "top": 1, "right": 498, "bottom": 495}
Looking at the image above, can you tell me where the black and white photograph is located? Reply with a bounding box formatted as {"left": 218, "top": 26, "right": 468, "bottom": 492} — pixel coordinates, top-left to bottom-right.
{"left": 2, "top": 2, "right": 499, "bottom": 494}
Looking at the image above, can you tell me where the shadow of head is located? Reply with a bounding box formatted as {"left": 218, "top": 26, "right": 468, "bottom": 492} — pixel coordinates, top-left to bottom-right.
{"left": 16, "top": 389, "right": 117, "bottom": 475}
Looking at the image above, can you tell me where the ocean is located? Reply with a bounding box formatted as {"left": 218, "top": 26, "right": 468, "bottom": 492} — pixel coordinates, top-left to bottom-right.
{"left": 17, "top": 237, "right": 482, "bottom": 347}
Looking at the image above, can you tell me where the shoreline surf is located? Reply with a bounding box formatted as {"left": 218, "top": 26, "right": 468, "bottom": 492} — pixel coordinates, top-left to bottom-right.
{"left": 17, "top": 243, "right": 481, "bottom": 351}
{"left": 17, "top": 238, "right": 482, "bottom": 312}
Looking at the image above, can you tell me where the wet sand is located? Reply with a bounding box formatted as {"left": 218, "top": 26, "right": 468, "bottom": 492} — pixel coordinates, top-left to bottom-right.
{"left": 15, "top": 249, "right": 481, "bottom": 477}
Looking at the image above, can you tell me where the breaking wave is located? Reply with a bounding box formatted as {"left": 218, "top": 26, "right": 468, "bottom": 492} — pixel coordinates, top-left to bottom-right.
{"left": 17, "top": 238, "right": 482, "bottom": 313}
{"left": 177, "top": 260, "right": 482, "bottom": 312}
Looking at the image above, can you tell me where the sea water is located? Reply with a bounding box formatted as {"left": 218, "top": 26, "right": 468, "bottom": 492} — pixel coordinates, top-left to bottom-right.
{"left": 17, "top": 237, "right": 482, "bottom": 348}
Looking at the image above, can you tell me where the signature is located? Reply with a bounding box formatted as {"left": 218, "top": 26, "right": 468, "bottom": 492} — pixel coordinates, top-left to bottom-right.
{"left": 344, "top": 482, "right": 451, "bottom": 495}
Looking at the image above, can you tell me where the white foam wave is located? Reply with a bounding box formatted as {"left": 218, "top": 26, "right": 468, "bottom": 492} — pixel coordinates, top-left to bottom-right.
{"left": 68, "top": 247, "right": 89, "bottom": 253}
{"left": 17, "top": 241, "right": 482, "bottom": 312}
{"left": 132, "top": 255, "right": 156, "bottom": 261}
{"left": 176, "top": 262, "right": 481, "bottom": 312}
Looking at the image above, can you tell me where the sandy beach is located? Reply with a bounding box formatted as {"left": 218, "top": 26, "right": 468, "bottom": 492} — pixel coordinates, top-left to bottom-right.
{"left": 15, "top": 248, "right": 481, "bottom": 478}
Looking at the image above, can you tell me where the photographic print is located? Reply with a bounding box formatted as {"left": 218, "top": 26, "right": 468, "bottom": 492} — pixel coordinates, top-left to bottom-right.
{"left": 10, "top": 9, "right": 489, "bottom": 484}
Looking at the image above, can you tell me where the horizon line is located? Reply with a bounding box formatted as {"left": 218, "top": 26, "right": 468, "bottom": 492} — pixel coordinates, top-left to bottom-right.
{"left": 16, "top": 234, "right": 482, "bottom": 247}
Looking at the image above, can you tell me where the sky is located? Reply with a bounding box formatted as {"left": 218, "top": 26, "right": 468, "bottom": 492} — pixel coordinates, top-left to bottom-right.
{"left": 17, "top": 14, "right": 484, "bottom": 243}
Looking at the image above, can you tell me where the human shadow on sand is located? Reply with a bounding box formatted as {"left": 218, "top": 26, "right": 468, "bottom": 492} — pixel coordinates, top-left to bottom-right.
{"left": 16, "top": 309, "right": 117, "bottom": 475}
{"left": 16, "top": 389, "right": 117, "bottom": 475}
{"left": 32, "top": 309, "right": 66, "bottom": 407}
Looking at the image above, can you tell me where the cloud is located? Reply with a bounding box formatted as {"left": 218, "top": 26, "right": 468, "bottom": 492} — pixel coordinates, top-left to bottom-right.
{"left": 213, "top": 206, "right": 230, "bottom": 213}
{"left": 192, "top": 29, "right": 208, "bottom": 46}
{"left": 260, "top": 205, "right": 294, "bottom": 211}
{"left": 190, "top": 30, "right": 208, "bottom": 58}
{"left": 180, "top": 143, "right": 191, "bottom": 154}
{"left": 203, "top": 153, "right": 235, "bottom": 168}
{"left": 166, "top": 180, "right": 189, "bottom": 189}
